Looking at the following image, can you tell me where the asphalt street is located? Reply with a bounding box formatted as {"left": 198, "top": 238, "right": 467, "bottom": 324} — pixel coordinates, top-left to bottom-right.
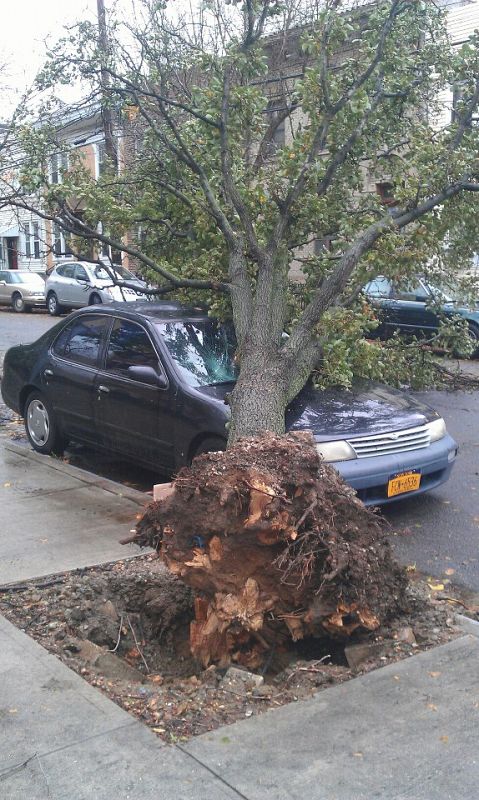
{"left": 0, "top": 307, "right": 478, "bottom": 589}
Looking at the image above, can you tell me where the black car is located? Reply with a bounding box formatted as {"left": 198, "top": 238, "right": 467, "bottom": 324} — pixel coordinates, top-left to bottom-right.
{"left": 1, "top": 302, "right": 457, "bottom": 505}
{"left": 364, "top": 276, "right": 479, "bottom": 356}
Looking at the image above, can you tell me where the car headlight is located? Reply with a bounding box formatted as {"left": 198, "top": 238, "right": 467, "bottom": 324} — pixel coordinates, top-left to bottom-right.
{"left": 426, "top": 417, "right": 447, "bottom": 442}
{"left": 315, "top": 440, "right": 357, "bottom": 462}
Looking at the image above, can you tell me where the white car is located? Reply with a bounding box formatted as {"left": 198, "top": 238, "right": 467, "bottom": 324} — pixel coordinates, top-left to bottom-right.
{"left": 45, "top": 261, "right": 147, "bottom": 315}
{"left": 0, "top": 270, "right": 46, "bottom": 312}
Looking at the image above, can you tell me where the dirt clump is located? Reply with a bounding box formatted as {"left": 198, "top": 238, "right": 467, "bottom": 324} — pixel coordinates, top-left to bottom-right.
{"left": 130, "top": 431, "right": 408, "bottom": 668}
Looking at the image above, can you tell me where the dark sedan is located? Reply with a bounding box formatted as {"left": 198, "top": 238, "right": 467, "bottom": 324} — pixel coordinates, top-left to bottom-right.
{"left": 364, "top": 276, "right": 479, "bottom": 356}
{"left": 1, "top": 302, "right": 458, "bottom": 505}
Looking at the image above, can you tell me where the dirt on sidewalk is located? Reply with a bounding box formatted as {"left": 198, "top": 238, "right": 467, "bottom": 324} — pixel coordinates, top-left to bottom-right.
{"left": 0, "top": 554, "right": 466, "bottom": 743}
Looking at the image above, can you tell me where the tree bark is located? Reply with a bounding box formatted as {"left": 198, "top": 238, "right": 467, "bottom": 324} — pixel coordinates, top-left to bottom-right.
{"left": 227, "top": 351, "right": 287, "bottom": 444}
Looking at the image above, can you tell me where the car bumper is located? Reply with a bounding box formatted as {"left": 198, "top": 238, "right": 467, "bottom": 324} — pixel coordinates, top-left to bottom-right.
{"left": 25, "top": 297, "right": 46, "bottom": 307}
{"left": 332, "top": 434, "right": 458, "bottom": 506}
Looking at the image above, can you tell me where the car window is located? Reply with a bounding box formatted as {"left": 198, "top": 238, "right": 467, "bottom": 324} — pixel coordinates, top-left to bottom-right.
{"left": 155, "top": 319, "right": 238, "bottom": 387}
{"left": 52, "top": 315, "right": 108, "bottom": 367}
{"left": 94, "top": 265, "right": 110, "bottom": 280}
{"left": 394, "top": 281, "right": 429, "bottom": 302}
{"left": 75, "top": 265, "right": 90, "bottom": 281}
{"left": 363, "top": 277, "right": 393, "bottom": 298}
{"left": 56, "top": 264, "right": 76, "bottom": 279}
{"left": 105, "top": 318, "right": 160, "bottom": 378}
{"left": 0, "top": 271, "right": 7, "bottom": 282}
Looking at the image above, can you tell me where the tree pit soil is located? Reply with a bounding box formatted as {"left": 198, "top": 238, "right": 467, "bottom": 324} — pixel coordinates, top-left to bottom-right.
{"left": 0, "top": 554, "right": 465, "bottom": 743}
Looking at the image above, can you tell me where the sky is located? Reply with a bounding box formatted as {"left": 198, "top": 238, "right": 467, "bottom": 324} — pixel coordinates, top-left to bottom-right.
{"left": 0, "top": 0, "right": 110, "bottom": 116}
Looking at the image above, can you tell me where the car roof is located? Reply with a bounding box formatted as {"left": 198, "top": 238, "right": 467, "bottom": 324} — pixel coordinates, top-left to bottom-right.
{"left": 74, "top": 300, "right": 209, "bottom": 323}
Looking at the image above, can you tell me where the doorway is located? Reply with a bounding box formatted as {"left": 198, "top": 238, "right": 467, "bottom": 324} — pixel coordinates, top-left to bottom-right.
{"left": 6, "top": 237, "right": 18, "bottom": 270}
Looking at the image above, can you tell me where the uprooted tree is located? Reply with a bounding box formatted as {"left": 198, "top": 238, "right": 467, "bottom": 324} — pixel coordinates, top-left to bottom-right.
{"left": 6, "top": 1, "right": 479, "bottom": 664}
{"left": 9, "top": 0, "right": 479, "bottom": 432}
{"left": 128, "top": 432, "right": 408, "bottom": 668}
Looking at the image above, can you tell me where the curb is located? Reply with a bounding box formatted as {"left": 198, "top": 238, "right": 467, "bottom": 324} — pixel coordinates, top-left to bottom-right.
{"left": 456, "top": 613, "right": 479, "bottom": 638}
{"left": 4, "top": 441, "right": 151, "bottom": 507}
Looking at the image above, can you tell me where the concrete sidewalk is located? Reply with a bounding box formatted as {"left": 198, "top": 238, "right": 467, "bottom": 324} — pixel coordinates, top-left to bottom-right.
{"left": 2, "top": 437, "right": 479, "bottom": 799}
{"left": 0, "top": 441, "right": 149, "bottom": 586}
{"left": 1, "top": 613, "right": 478, "bottom": 800}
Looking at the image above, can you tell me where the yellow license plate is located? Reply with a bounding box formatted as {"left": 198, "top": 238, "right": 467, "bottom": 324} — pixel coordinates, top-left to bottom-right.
{"left": 387, "top": 471, "right": 421, "bottom": 498}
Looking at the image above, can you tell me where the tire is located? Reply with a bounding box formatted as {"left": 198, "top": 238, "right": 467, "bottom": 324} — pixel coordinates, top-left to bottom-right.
{"left": 468, "top": 323, "right": 479, "bottom": 359}
{"left": 24, "top": 391, "right": 66, "bottom": 455}
{"left": 47, "top": 292, "right": 63, "bottom": 316}
{"left": 453, "top": 322, "right": 479, "bottom": 359}
{"left": 90, "top": 293, "right": 102, "bottom": 305}
{"left": 191, "top": 436, "right": 227, "bottom": 463}
{"left": 12, "top": 293, "right": 26, "bottom": 313}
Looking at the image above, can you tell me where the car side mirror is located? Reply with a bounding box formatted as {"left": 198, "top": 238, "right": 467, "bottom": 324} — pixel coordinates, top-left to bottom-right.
{"left": 127, "top": 365, "right": 168, "bottom": 388}
{"left": 78, "top": 277, "right": 91, "bottom": 284}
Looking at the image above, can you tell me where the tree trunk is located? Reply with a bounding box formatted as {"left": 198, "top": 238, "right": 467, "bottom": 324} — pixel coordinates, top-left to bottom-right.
{"left": 227, "top": 351, "right": 287, "bottom": 444}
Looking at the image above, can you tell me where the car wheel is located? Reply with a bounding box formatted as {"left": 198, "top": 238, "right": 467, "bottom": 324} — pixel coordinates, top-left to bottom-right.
{"left": 468, "top": 323, "right": 479, "bottom": 358}
{"left": 191, "top": 436, "right": 227, "bottom": 463}
{"left": 24, "top": 391, "right": 65, "bottom": 455}
{"left": 12, "top": 293, "right": 26, "bottom": 313}
{"left": 453, "top": 322, "right": 479, "bottom": 359}
{"left": 90, "top": 293, "right": 102, "bottom": 305}
{"left": 47, "top": 292, "right": 63, "bottom": 316}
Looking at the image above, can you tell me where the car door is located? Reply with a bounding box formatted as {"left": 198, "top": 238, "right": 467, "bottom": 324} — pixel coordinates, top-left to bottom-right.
{"left": 73, "top": 263, "right": 92, "bottom": 307}
{"left": 46, "top": 314, "right": 111, "bottom": 442}
{"left": 94, "top": 317, "right": 176, "bottom": 470}
{"left": 0, "top": 271, "right": 10, "bottom": 305}
{"left": 390, "top": 280, "right": 439, "bottom": 334}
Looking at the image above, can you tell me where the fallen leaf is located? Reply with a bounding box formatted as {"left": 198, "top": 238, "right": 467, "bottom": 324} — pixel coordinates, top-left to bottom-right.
{"left": 3, "top": 482, "right": 11, "bottom": 488}
{"left": 352, "top": 752, "right": 363, "bottom": 758}
{"left": 393, "top": 675, "right": 400, "bottom": 681}
{"left": 8, "top": 708, "right": 17, "bottom": 714}
{"left": 428, "top": 582, "right": 445, "bottom": 591}
{"left": 444, "top": 568, "right": 455, "bottom": 576}
{"left": 428, "top": 671, "right": 441, "bottom": 678}
{"left": 427, "top": 703, "right": 438, "bottom": 712}
{"left": 406, "top": 564, "right": 416, "bottom": 573}
{"left": 152, "top": 727, "right": 165, "bottom": 733}
{"left": 439, "top": 735, "right": 449, "bottom": 744}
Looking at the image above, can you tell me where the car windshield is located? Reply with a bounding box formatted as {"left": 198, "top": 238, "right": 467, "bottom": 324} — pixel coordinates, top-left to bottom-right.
{"left": 9, "top": 273, "right": 44, "bottom": 285}
{"left": 94, "top": 265, "right": 137, "bottom": 281}
{"left": 156, "top": 319, "right": 238, "bottom": 387}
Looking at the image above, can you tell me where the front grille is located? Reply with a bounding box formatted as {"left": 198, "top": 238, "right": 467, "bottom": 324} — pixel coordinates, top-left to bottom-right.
{"left": 347, "top": 424, "right": 431, "bottom": 459}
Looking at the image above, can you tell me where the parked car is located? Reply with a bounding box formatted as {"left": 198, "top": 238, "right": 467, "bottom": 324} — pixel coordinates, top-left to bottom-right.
{"left": 0, "top": 270, "right": 46, "bottom": 312}
{"left": 44, "top": 261, "right": 147, "bottom": 316}
{"left": 1, "top": 302, "right": 458, "bottom": 506}
{"left": 364, "top": 276, "right": 479, "bottom": 356}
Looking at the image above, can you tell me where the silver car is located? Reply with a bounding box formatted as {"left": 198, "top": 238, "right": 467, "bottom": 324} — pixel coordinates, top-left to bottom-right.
{"left": 0, "top": 270, "right": 46, "bottom": 312}
{"left": 45, "top": 261, "right": 147, "bottom": 316}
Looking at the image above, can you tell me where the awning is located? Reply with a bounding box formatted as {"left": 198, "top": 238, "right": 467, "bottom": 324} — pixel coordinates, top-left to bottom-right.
{"left": 0, "top": 226, "right": 19, "bottom": 238}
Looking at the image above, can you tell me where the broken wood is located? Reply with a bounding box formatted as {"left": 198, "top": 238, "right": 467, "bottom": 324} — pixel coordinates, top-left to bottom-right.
{"left": 130, "top": 431, "right": 407, "bottom": 668}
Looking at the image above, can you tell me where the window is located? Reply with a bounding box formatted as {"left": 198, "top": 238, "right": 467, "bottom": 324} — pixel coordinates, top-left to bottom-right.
{"left": 24, "top": 223, "right": 32, "bottom": 258}
{"left": 23, "top": 222, "right": 42, "bottom": 260}
{"left": 363, "top": 277, "right": 393, "bottom": 299}
{"left": 97, "top": 141, "right": 106, "bottom": 177}
{"left": 53, "top": 224, "right": 73, "bottom": 258}
{"left": 33, "top": 223, "right": 41, "bottom": 260}
{"left": 376, "top": 182, "right": 396, "bottom": 206}
{"left": 105, "top": 319, "right": 160, "bottom": 377}
{"left": 52, "top": 315, "right": 107, "bottom": 367}
{"left": 56, "top": 264, "right": 76, "bottom": 278}
{"left": 51, "top": 152, "right": 68, "bottom": 184}
{"left": 452, "top": 81, "right": 479, "bottom": 126}
{"left": 0, "top": 242, "right": 3, "bottom": 263}
{"left": 75, "top": 265, "right": 90, "bottom": 282}
{"left": 155, "top": 319, "right": 238, "bottom": 387}
{"left": 394, "top": 281, "right": 429, "bottom": 302}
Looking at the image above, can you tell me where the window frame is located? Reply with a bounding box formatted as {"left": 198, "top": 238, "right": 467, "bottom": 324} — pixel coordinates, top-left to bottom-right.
{"left": 101, "top": 316, "right": 169, "bottom": 389}
{"left": 50, "top": 313, "right": 110, "bottom": 370}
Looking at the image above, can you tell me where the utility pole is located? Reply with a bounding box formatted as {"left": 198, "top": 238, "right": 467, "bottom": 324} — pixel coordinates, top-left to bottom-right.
{"left": 97, "top": 0, "right": 118, "bottom": 172}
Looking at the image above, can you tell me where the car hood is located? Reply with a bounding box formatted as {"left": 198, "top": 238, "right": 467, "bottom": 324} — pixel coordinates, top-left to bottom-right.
{"left": 196, "top": 381, "right": 439, "bottom": 441}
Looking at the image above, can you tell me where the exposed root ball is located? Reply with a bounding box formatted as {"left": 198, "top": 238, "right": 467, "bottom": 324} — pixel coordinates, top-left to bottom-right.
{"left": 133, "top": 431, "right": 407, "bottom": 668}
